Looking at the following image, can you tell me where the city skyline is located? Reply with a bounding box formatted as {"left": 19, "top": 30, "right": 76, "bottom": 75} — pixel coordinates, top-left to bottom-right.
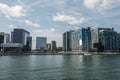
{"left": 0, "top": 0, "right": 120, "bottom": 49}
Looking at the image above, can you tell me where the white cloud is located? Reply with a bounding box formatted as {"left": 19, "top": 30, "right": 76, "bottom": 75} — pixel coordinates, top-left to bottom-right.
{"left": 29, "top": 0, "right": 66, "bottom": 7}
{"left": 53, "top": 13, "right": 87, "bottom": 25}
{"left": 83, "top": 0, "right": 120, "bottom": 13}
{"left": 0, "top": 3, "right": 26, "bottom": 17}
{"left": 25, "top": 20, "right": 40, "bottom": 28}
{"left": 8, "top": 25, "right": 17, "bottom": 29}
{"left": 50, "top": 28, "right": 55, "bottom": 32}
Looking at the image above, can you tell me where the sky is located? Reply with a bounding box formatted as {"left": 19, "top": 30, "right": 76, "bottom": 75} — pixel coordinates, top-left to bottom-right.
{"left": 0, "top": 0, "right": 120, "bottom": 49}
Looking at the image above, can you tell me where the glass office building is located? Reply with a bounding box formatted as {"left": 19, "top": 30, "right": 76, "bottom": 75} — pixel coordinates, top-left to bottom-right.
{"left": 71, "top": 27, "right": 91, "bottom": 51}
{"left": 63, "top": 30, "right": 74, "bottom": 51}
{"left": 36, "top": 37, "right": 47, "bottom": 50}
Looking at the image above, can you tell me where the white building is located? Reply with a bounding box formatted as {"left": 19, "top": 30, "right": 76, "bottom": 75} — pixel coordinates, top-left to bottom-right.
{"left": 0, "top": 32, "right": 10, "bottom": 43}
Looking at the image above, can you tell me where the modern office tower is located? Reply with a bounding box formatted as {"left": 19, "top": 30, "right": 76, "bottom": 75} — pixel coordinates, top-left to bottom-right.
{"left": 0, "top": 32, "right": 10, "bottom": 44}
{"left": 63, "top": 30, "right": 74, "bottom": 51}
{"left": 71, "top": 27, "right": 91, "bottom": 51}
{"left": 91, "top": 27, "right": 119, "bottom": 51}
{"left": 11, "top": 29, "right": 31, "bottom": 51}
{"left": 26, "top": 36, "right": 32, "bottom": 51}
{"left": 51, "top": 41, "right": 56, "bottom": 50}
{"left": 12, "top": 29, "right": 30, "bottom": 45}
{"left": 99, "top": 29, "right": 120, "bottom": 51}
{"left": 36, "top": 37, "right": 47, "bottom": 50}
{"left": 91, "top": 28, "right": 112, "bottom": 51}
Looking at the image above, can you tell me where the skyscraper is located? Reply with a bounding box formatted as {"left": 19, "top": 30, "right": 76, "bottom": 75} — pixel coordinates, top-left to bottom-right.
{"left": 36, "top": 37, "right": 47, "bottom": 50}
{"left": 71, "top": 27, "right": 91, "bottom": 51}
{"left": 63, "top": 30, "right": 74, "bottom": 51}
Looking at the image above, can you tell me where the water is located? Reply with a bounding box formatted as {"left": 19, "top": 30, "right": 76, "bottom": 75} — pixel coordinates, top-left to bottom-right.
{"left": 0, "top": 55, "right": 120, "bottom": 80}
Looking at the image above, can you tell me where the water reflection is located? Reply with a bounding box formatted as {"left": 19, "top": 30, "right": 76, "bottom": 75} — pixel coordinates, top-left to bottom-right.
{"left": 0, "top": 55, "right": 120, "bottom": 80}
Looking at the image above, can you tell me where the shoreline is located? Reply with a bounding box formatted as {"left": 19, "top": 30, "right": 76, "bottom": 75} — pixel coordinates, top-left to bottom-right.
{"left": 0, "top": 51, "right": 120, "bottom": 56}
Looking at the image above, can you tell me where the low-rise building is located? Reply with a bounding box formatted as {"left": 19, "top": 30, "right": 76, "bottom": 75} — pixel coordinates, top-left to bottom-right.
{"left": 0, "top": 43, "right": 23, "bottom": 52}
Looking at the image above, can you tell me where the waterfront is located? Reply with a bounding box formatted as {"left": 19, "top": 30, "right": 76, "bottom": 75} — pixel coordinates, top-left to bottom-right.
{"left": 0, "top": 55, "right": 120, "bottom": 80}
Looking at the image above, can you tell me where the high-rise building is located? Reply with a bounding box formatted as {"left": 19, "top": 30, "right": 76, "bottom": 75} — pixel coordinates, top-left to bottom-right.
{"left": 63, "top": 30, "right": 74, "bottom": 51}
{"left": 51, "top": 41, "right": 56, "bottom": 50}
{"left": 71, "top": 27, "right": 91, "bottom": 51}
{"left": 92, "top": 28, "right": 114, "bottom": 51}
{"left": 12, "top": 29, "right": 30, "bottom": 45}
{"left": 11, "top": 29, "right": 31, "bottom": 51}
{"left": 36, "top": 37, "right": 47, "bottom": 50}
{"left": 99, "top": 29, "right": 119, "bottom": 51}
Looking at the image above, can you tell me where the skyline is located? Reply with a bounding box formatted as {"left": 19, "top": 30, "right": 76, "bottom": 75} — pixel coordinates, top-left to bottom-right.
{"left": 0, "top": 0, "right": 120, "bottom": 49}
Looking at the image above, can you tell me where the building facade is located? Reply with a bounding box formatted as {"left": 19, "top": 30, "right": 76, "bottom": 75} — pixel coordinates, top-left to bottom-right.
{"left": 99, "top": 29, "right": 119, "bottom": 51}
{"left": 36, "top": 37, "right": 47, "bottom": 50}
{"left": 0, "top": 43, "right": 23, "bottom": 52}
{"left": 0, "top": 32, "right": 10, "bottom": 44}
{"left": 51, "top": 41, "right": 56, "bottom": 50}
{"left": 91, "top": 28, "right": 120, "bottom": 52}
{"left": 71, "top": 27, "right": 91, "bottom": 51}
{"left": 12, "top": 29, "right": 30, "bottom": 45}
{"left": 11, "top": 29, "right": 31, "bottom": 51}
{"left": 0, "top": 32, "right": 10, "bottom": 51}
{"left": 47, "top": 43, "right": 51, "bottom": 50}
{"left": 26, "top": 36, "right": 32, "bottom": 51}
{"left": 63, "top": 30, "right": 74, "bottom": 51}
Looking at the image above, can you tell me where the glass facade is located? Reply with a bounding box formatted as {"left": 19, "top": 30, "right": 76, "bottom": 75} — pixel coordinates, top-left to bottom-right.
{"left": 71, "top": 27, "right": 91, "bottom": 51}
{"left": 36, "top": 37, "right": 47, "bottom": 50}
{"left": 63, "top": 30, "right": 74, "bottom": 51}
{"left": 100, "top": 30, "right": 119, "bottom": 51}
{"left": 92, "top": 28, "right": 120, "bottom": 52}
{"left": 12, "top": 29, "right": 30, "bottom": 45}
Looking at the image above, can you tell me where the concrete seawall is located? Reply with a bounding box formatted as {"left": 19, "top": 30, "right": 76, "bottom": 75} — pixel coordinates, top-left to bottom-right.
{"left": 0, "top": 51, "right": 120, "bottom": 56}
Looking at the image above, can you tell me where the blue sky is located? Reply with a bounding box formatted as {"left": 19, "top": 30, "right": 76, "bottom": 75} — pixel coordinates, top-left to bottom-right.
{"left": 0, "top": 0, "right": 120, "bottom": 49}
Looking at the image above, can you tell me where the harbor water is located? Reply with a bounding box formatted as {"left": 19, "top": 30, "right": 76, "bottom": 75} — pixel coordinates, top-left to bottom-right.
{"left": 0, "top": 54, "right": 120, "bottom": 80}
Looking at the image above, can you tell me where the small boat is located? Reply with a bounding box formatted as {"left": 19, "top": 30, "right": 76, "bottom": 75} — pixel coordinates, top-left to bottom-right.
{"left": 83, "top": 52, "right": 91, "bottom": 56}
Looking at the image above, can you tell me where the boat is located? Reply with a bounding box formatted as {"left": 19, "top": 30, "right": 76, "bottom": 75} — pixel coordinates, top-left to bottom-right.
{"left": 83, "top": 52, "right": 91, "bottom": 56}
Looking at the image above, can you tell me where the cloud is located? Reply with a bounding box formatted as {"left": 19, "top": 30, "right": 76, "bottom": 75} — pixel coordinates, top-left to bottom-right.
{"left": 29, "top": 0, "right": 66, "bottom": 7}
{"left": 33, "top": 28, "right": 56, "bottom": 36}
{"left": 50, "top": 28, "right": 55, "bottom": 32}
{"left": 8, "top": 25, "right": 17, "bottom": 29}
{"left": 83, "top": 0, "right": 120, "bottom": 13}
{"left": 25, "top": 20, "right": 40, "bottom": 28}
{"left": 0, "top": 3, "right": 26, "bottom": 18}
{"left": 53, "top": 13, "right": 87, "bottom": 25}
